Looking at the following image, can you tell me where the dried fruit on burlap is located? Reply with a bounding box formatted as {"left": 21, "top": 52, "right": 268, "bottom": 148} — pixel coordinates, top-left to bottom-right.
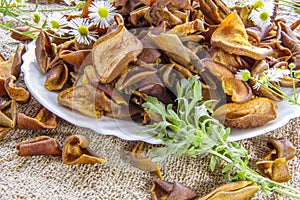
{"left": 62, "top": 135, "right": 106, "bottom": 165}
{"left": 16, "top": 136, "right": 62, "bottom": 156}
{"left": 17, "top": 107, "right": 57, "bottom": 130}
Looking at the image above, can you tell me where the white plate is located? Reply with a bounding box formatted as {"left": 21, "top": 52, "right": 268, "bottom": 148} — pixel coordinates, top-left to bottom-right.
{"left": 21, "top": 41, "right": 300, "bottom": 143}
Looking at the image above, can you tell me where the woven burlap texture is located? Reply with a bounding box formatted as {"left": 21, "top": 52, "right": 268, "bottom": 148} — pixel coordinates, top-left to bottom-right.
{"left": 0, "top": 4, "right": 299, "bottom": 200}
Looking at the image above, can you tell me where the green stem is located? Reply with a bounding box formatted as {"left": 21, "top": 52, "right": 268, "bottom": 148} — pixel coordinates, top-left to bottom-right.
{"left": 278, "top": 0, "right": 300, "bottom": 7}
{"left": 0, "top": 23, "right": 35, "bottom": 39}
{"left": 208, "top": 149, "right": 300, "bottom": 199}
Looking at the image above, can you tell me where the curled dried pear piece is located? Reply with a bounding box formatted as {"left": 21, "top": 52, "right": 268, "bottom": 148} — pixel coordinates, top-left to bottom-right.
{"left": 131, "top": 142, "right": 161, "bottom": 178}
{"left": 16, "top": 136, "right": 62, "bottom": 156}
{"left": 44, "top": 63, "right": 69, "bottom": 91}
{"left": 150, "top": 179, "right": 197, "bottom": 200}
{"left": 62, "top": 135, "right": 106, "bottom": 165}
{"left": 5, "top": 75, "right": 31, "bottom": 103}
{"left": 57, "top": 85, "right": 104, "bottom": 118}
{"left": 202, "top": 59, "right": 252, "bottom": 103}
{"left": 212, "top": 97, "right": 277, "bottom": 128}
{"left": 197, "top": 0, "right": 231, "bottom": 25}
{"left": 0, "top": 55, "right": 13, "bottom": 79}
{"left": 92, "top": 14, "right": 143, "bottom": 83}
{"left": 277, "top": 21, "right": 300, "bottom": 70}
{"left": 11, "top": 43, "right": 26, "bottom": 79}
{"left": 59, "top": 49, "right": 92, "bottom": 68}
{"left": 144, "top": 0, "right": 183, "bottom": 26}
{"left": 0, "top": 127, "right": 11, "bottom": 139}
{"left": 0, "top": 100, "right": 17, "bottom": 128}
{"left": 0, "top": 77, "right": 6, "bottom": 97}
{"left": 198, "top": 181, "right": 259, "bottom": 200}
{"left": 148, "top": 32, "right": 203, "bottom": 73}
{"left": 265, "top": 138, "right": 296, "bottom": 161}
{"left": 211, "top": 12, "right": 272, "bottom": 60}
{"left": 17, "top": 107, "right": 57, "bottom": 130}
{"left": 257, "top": 158, "right": 291, "bottom": 183}
{"left": 167, "top": 19, "right": 207, "bottom": 35}
{"left": 35, "top": 31, "right": 53, "bottom": 73}
{"left": 210, "top": 48, "right": 251, "bottom": 73}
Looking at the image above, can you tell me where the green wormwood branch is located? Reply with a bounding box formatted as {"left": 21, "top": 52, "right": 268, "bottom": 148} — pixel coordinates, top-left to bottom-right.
{"left": 141, "top": 76, "right": 300, "bottom": 199}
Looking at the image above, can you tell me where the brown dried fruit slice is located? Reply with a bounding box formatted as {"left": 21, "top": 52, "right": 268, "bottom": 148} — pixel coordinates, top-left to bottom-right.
{"left": 212, "top": 97, "right": 277, "bottom": 128}
{"left": 11, "top": 43, "right": 26, "bottom": 79}
{"left": 167, "top": 19, "right": 207, "bottom": 35}
{"left": 0, "top": 100, "right": 17, "bottom": 128}
{"left": 0, "top": 127, "right": 11, "bottom": 139}
{"left": 59, "top": 49, "right": 92, "bottom": 68}
{"left": 44, "top": 63, "right": 68, "bottom": 91}
{"left": 198, "top": 181, "right": 259, "bottom": 200}
{"left": 35, "top": 31, "right": 53, "bottom": 73}
{"left": 197, "top": 0, "right": 231, "bottom": 25}
{"left": 0, "top": 55, "right": 13, "bottom": 79}
{"left": 144, "top": 0, "right": 182, "bottom": 26}
{"left": 257, "top": 158, "right": 291, "bottom": 183}
{"left": 131, "top": 142, "right": 161, "bottom": 178}
{"left": 17, "top": 107, "right": 57, "bottom": 130}
{"left": 16, "top": 136, "right": 62, "bottom": 156}
{"left": 0, "top": 77, "right": 7, "bottom": 97}
{"left": 265, "top": 138, "right": 296, "bottom": 160}
{"left": 202, "top": 59, "right": 252, "bottom": 103}
{"left": 148, "top": 32, "right": 203, "bottom": 73}
{"left": 62, "top": 135, "right": 106, "bottom": 165}
{"left": 150, "top": 179, "right": 197, "bottom": 200}
{"left": 92, "top": 14, "right": 143, "bottom": 83}
{"left": 10, "top": 26, "right": 37, "bottom": 41}
{"left": 5, "top": 75, "right": 31, "bottom": 103}
{"left": 211, "top": 12, "right": 272, "bottom": 60}
{"left": 57, "top": 85, "right": 103, "bottom": 118}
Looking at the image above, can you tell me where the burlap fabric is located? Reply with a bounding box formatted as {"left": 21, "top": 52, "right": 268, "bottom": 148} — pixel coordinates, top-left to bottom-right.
{"left": 0, "top": 3, "right": 299, "bottom": 200}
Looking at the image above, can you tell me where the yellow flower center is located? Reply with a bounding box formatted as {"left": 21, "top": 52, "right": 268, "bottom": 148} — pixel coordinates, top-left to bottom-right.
{"left": 253, "top": 0, "right": 264, "bottom": 10}
{"left": 50, "top": 20, "right": 60, "bottom": 29}
{"left": 77, "top": 25, "right": 89, "bottom": 36}
{"left": 98, "top": 7, "right": 109, "bottom": 18}
{"left": 260, "top": 12, "right": 269, "bottom": 21}
{"left": 32, "top": 13, "right": 41, "bottom": 24}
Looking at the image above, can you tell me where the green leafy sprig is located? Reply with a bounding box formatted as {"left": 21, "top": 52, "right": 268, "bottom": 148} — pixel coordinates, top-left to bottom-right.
{"left": 142, "top": 76, "right": 300, "bottom": 199}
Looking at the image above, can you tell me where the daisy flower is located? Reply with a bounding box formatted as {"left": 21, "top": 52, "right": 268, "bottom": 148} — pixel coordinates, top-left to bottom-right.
{"left": 235, "top": 69, "right": 251, "bottom": 81}
{"left": 31, "top": 11, "right": 46, "bottom": 27}
{"left": 88, "top": 0, "right": 116, "bottom": 29}
{"left": 264, "top": 68, "right": 290, "bottom": 82}
{"left": 68, "top": 18, "right": 97, "bottom": 45}
{"left": 249, "top": 6, "right": 273, "bottom": 28}
{"left": 249, "top": 0, "right": 274, "bottom": 28}
{"left": 46, "top": 13, "right": 68, "bottom": 36}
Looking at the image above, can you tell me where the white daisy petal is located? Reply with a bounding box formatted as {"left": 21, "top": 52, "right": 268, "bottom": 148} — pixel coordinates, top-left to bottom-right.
{"left": 223, "top": 0, "right": 239, "bottom": 7}
{"left": 68, "top": 18, "right": 97, "bottom": 45}
{"left": 249, "top": 6, "right": 272, "bottom": 28}
{"left": 46, "top": 13, "right": 68, "bottom": 36}
{"left": 88, "top": 0, "right": 116, "bottom": 28}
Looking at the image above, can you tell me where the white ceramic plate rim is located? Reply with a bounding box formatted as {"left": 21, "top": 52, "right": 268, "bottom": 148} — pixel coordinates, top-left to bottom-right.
{"left": 21, "top": 41, "right": 300, "bottom": 144}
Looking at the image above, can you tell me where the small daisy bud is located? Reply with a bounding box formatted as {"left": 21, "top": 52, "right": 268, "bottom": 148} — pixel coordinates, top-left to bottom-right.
{"left": 50, "top": 20, "right": 60, "bottom": 29}
{"left": 253, "top": 0, "right": 264, "bottom": 10}
{"left": 294, "top": 70, "right": 300, "bottom": 79}
{"left": 235, "top": 70, "right": 251, "bottom": 81}
{"left": 289, "top": 63, "right": 296, "bottom": 70}
{"left": 33, "top": 13, "right": 41, "bottom": 24}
